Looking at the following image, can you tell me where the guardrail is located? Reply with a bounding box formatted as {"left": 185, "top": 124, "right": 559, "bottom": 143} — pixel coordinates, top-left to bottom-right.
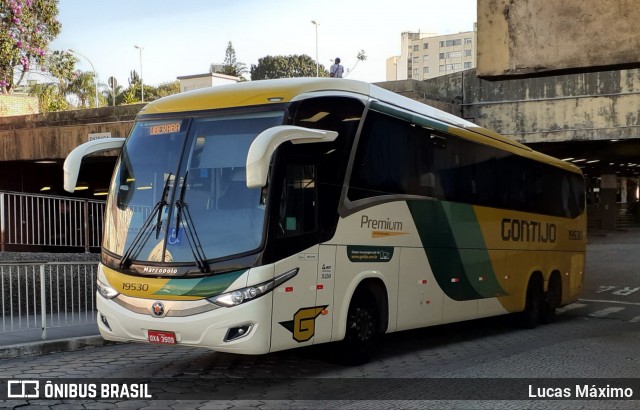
{"left": 0, "top": 262, "right": 98, "bottom": 340}
{"left": 0, "top": 191, "right": 105, "bottom": 253}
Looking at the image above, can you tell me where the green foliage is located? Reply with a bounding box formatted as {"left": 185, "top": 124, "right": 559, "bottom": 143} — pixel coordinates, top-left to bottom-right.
{"left": 345, "top": 50, "right": 367, "bottom": 77}
{"left": 110, "top": 80, "right": 179, "bottom": 105}
{"left": 68, "top": 70, "right": 97, "bottom": 108}
{"left": 0, "top": 0, "right": 61, "bottom": 94}
{"left": 148, "top": 81, "right": 180, "bottom": 99}
{"left": 46, "top": 50, "right": 77, "bottom": 95}
{"left": 128, "top": 70, "right": 141, "bottom": 86}
{"left": 28, "top": 82, "right": 69, "bottom": 112}
{"left": 218, "top": 41, "right": 248, "bottom": 80}
{"left": 120, "top": 87, "right": 138, "bottom": 105}
{"left": 250, "top": 54, "right": 328, "bottom": 80}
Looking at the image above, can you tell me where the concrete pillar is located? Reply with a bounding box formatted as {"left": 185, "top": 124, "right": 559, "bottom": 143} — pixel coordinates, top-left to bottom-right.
{"left": 600, "top": 174, "right": 618, "bottom": 230}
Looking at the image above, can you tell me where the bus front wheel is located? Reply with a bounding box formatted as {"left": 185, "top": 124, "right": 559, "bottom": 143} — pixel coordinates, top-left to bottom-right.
{"left": 340, "top": 292, "right": 380, "bottom": 365}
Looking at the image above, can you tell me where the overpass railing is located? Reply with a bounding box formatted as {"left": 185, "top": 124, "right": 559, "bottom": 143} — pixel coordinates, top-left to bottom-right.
{"left": 0, "top": 262, "right": 98, "bottom": 340}
{"left": 0, "top": 191, "right": 105, "bottom": 253}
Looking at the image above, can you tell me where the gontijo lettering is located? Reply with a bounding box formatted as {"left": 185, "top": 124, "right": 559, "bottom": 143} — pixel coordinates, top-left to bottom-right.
{"left": 501, "top": 218, "right": 557, "bottom": 243}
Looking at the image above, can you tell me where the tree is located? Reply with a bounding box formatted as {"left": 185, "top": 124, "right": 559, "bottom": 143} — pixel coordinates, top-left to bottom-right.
{"left": 28, "top": 82, "right": 68, "bottom": 112}
{"left": 104, "top": 76, "right": 122, "bottom": 106}
{"left": 68, "top": 70, "right": 97, "bottom": 108}
{"left": 44, "top": 50, "right": 76, "bottom": 95}
{"left": 103, "top": 83, "right": 123, "bottom": 106}
{"left": 250, "top": 54, "right": 327, "bottom": 80}
{"left": 0, "top": 0, "right": 61, "bottom": 94}
{"left": 218, "top": 41, "right": 248, "bottom": 80}
{"left": 146, "top": 81, "right": 180, "bottom": 100}
{"left": 345, "top": 50, "right": 367, "bottom": 77}
{"left": 124, "top": 70, "right": 142, "bottom": 103}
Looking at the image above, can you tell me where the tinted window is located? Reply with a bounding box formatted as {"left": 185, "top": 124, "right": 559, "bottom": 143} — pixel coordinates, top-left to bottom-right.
{"left": 348, "top": 110, "right": 585, "bottom": 218}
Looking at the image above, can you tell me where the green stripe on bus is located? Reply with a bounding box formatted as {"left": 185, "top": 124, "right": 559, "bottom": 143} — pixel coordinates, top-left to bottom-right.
{"left": 153, "top": 269, "right": 246, "bottom": 297}
{"left": 407, "top": 200, "right": 506, "bottom": 300}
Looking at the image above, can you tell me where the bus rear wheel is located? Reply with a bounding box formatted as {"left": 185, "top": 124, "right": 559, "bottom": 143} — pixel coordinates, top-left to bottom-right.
{"left": 340, "top": 292, "right": 379, "bottom": 365}
{"left": 541, "top": 274, "right": 562, "bottom": 324}
{"left": 521, "top": 276, "right": 543, "bottom": 329}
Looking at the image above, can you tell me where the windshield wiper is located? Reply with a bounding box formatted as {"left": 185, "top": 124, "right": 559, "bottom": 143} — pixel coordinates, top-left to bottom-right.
{"left": 175, "top": 171, "right": 210, "bottom": 273}
{"left": 119, "top": 173, "right": 172, "bottom": 269}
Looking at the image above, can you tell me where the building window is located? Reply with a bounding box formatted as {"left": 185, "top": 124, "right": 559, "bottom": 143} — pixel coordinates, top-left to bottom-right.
{"left": 413, "top": 57, "right": 419, "bottom": 64}
{"left": 464, "top": 38, "right": 472, "bottom": 45}
{"left": 464, "top": 62, "right": 472, "bottom": 69}
{"left": 439, "top": 41, "right": 445, "bottom": 48}
{"left": 413, "top": 45, "right": 420, "bottom": 52}
{"left": 423, "top": 55, "right": 429, "bottom": 62}
{"left": 446, "top": 51, "right": 462, "bottom": 59}
{"left": 445, "top": 39, "right": 462, "bottom": 47}
{"left": 464, "top": 49, "right": 472, "bottom": 57}
{"left": 423, "top": 43, "right": 429, "bottom": 50}
{"left": 439, "top": 65, "right": 445, "bottom": 73}
{"left": 439, "top": 52, "right": 445, "bottom": 60}
{"left": 423, "top": 67, "right": 429, "bottom": 74}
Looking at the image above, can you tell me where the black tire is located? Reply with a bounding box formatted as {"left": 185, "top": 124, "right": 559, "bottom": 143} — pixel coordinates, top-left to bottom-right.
{"left": 541, "top": 274, "right": 561, "bottom": 324}
{"left": 339, "top": 292, "right": 380, "bottom": 365}
{"left": 521, "top": 277, "right": 543, "bottom": 329}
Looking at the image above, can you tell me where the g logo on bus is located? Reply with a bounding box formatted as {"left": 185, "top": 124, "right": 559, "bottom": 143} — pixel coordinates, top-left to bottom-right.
{"left": 151, "top": 301, "right": 165, "bottom": 317}
{"left": 279, "top": 305, "right": 328, "bottom": 342}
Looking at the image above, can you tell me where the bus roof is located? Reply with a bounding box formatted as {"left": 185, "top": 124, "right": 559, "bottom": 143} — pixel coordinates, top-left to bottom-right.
{"left": 140, "top": 78, "right": 473, "bottom": 128}
{"left": 139, "top": 77, "right": 581, "bottom": 175}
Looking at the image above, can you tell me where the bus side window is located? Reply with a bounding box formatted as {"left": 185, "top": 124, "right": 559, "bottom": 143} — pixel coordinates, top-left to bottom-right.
{"left": 278, "top": 164, "right": 317, "bottom": 237}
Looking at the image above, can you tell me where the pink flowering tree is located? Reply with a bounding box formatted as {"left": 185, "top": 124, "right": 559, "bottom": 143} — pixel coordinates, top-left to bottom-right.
{"left": 0, "top": 0, "right": 61, "bottom": 94}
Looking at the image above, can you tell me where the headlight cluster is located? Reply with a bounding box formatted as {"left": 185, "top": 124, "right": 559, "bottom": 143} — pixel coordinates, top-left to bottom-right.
{"left": 97, "top": 279, "right": 120, "bottom": 299}
{"left": 208, "top": 268, "right": 299, "bottom": 307}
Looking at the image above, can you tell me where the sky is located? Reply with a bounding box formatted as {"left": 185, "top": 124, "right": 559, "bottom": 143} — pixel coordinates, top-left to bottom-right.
{"left": 49, "top": 0, "right": 477, "bottom": 88}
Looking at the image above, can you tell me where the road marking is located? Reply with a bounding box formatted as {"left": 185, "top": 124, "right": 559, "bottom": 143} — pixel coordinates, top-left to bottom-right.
{"left": 579, "top": 298, "right": 640, "bottom": 306}
{"left": 612, "top": 286, "right": 640, "bottom": 296}
{"left": 630, "top": 316, "right": 640, "bottom": 323}
{"left": 557, "top": 303, "right": 587, "bottom": 313}
{"left": 588, "top": 307, "right": 625, "bottom": 318}
{"left": 596, "top": 286, "right": 617, "bottom": 293}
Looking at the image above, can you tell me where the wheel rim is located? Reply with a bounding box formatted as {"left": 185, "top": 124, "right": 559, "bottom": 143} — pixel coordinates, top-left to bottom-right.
{"left": 349, "top": 306, "right": 374, "bottom": 342}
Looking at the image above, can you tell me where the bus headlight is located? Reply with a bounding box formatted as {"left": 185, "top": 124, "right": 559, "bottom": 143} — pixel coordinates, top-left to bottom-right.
{"left": 209, "top": 268, "right": 299, "bottom": 307}
{"left": 97, "top": 279, "right": 120, "bottom": 299}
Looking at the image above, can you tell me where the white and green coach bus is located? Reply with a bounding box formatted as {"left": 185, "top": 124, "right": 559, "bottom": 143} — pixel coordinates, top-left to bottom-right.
{"left": 64, "top": 78, "right": 586, "bottom": 363}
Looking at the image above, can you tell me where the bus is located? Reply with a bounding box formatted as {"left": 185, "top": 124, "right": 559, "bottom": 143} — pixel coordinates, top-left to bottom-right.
{"left": 64, "top": 78, "right": 586, "bottom": 364}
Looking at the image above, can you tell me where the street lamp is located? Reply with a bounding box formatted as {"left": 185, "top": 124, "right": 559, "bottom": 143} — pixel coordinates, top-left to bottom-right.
{"left": 68, "top": 49, "right": 99, "bottom": 108}
{"left": 134, "top": 45, "right": 144, "bottom": 103}
{"left": 311, "top": 20, "right": 319, "bottom": 77}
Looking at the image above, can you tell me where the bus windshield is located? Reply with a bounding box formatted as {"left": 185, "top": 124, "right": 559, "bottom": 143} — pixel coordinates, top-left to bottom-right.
{"left": 103, "top": 110, "right": 285, "bottom": 267}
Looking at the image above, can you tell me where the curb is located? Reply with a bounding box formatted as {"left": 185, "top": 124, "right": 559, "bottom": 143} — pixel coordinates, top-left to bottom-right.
{"left": 0, "top": 336, "right": 117, "bottom": 360}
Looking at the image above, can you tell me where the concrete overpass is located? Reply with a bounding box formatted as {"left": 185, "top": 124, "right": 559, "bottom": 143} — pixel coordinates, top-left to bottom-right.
{"left": 2, "top": 71, "right": 639, "bottom": 228}
{"left": 0, "top": 104, "right": 142, "bottom": 197}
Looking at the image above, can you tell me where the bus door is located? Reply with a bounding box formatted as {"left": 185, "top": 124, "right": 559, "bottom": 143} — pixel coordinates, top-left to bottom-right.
{"left": 270, "top": 161, "right": 327, "bottom": 352}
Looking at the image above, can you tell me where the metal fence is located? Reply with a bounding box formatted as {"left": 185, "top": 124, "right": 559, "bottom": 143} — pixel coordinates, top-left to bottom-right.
{"left": 0, "top": 191, "right": 105, "bottom": 252}
{"left": 0, "top": 262, "right": 98, "bottom": 340}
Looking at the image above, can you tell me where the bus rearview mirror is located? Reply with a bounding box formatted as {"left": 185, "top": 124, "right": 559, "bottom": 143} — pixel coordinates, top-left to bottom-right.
{"left": 245, "top": 125, "right": 338, "bottom": 188}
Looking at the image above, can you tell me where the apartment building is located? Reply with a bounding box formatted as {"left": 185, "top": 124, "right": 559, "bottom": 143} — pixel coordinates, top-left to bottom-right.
{"left": 387, "top": 26, "right": 477, "bottom": 81}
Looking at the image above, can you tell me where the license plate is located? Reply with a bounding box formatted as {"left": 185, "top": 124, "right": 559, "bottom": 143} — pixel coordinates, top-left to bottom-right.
{"left": 148, "top": 330, "right": 176, "bottom": 344}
